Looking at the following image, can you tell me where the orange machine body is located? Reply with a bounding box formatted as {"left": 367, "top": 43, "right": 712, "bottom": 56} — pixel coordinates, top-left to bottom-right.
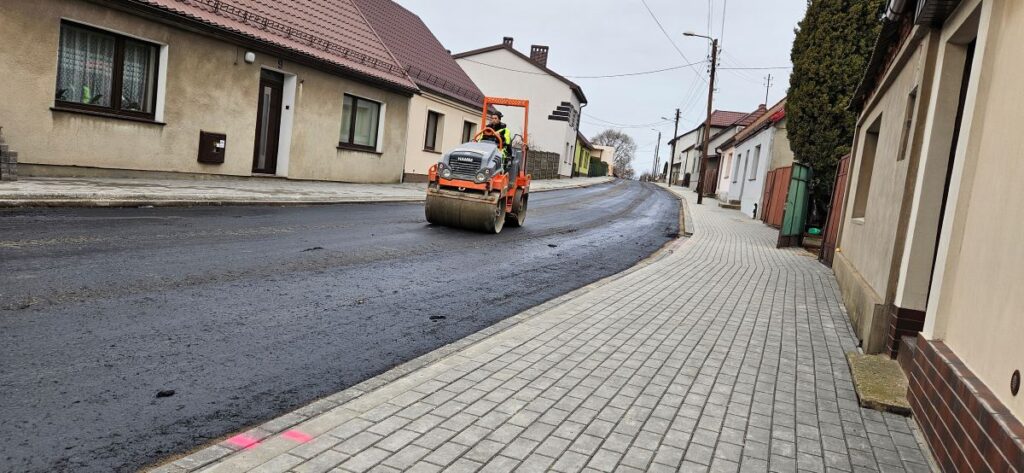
{"left": 428, "top": 96, "right": 531, "bottom": 215}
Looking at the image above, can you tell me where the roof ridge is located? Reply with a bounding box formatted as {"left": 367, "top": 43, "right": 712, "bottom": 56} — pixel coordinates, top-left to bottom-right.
{"left": 454, "top": 42, "right": 587, "bottom": 104}
{"left": 347, "top": 0, "right": 418, "bottom": 88}
{"left": 352, "top": 0, "right": 484, "bottom": 107}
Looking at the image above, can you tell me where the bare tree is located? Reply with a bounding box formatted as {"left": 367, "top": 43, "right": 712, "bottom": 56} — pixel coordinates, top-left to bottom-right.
{"left": 591, "top": 129, "right": 636, "bottom": 179}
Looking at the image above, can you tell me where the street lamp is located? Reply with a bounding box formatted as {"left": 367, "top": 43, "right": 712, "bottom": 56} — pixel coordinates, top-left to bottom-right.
{"left": 683, "top": 31, "right": 718, "bottom": 205}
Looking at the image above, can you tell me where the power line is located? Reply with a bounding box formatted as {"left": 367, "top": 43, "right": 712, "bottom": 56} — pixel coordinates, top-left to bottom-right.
{"left": 638, "top": 0, "right": 708, "bottom": 84}
{"left": 720, "top": 0, "right": 728, "bottom": 47}
{"left": 582, "top": 117, "right": 674, "bottom": 129}
{"left": 718, "top": 65, "right": 792, "bottom": 70}
{"left": 458, "top": 58, "right": 708, "bottom": 79}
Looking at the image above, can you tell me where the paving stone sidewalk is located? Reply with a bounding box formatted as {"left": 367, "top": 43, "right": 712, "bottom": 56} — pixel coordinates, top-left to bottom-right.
{"left": 152, "top": 187, "right": 934, "bottom": 473}
{"left": 0, "top": 175, "right": 612, "bottom": 207}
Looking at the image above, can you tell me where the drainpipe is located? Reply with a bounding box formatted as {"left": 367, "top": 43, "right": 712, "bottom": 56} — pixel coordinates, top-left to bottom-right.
{"left": 574, "top": 101, "right": 588, "bottom": 178}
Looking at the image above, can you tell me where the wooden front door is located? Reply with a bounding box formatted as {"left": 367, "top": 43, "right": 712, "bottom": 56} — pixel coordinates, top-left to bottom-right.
{"left": 252, "top": 70, "right": 284, "bottom": 174}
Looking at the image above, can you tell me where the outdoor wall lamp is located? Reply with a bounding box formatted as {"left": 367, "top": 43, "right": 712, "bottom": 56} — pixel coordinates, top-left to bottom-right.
{"left": 243, "top": 51, "right": 256, "bottom": 64}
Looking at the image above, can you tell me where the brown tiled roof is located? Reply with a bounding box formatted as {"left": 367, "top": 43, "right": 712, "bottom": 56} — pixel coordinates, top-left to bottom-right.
{"left": 707, "top": 110, "right": 752, "bottom": 127}
{"left": 668, "top": 109, "right": 749, "bottom": 145}
{"left": 352, "top": 0, "right": 484, "bottom": 108}
{"left": 731, "top": 98, "right": 787, "bottom": 147}
{"left": 453, "top": 44, "right": 587, "bottom": 104}
{"left": 128, "top": 0, "right": 417, "bottom": 91}
{"left": 707, "top": 105, "right": 769, "bottom": 144}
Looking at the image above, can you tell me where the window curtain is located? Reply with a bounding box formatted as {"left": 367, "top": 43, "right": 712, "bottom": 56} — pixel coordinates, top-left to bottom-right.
{"left": 122, "top": 40, "right": 156, "bottom": 112}
{"left": 56, "top": 26, "right": 114, "bottom": 107}
{"left": 353, "top": 100, "right": 379, "bottom": 147}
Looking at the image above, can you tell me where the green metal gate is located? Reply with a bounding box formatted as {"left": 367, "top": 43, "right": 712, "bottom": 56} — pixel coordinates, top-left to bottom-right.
{"left": 778, "top": 162, "right": 811, "bottom": 248}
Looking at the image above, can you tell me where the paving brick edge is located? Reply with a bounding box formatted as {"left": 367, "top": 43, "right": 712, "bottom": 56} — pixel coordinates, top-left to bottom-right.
{"left": 0, "top": 178, "right": 614, "bottom": 208}
{"left": 145, "top": 183, "right": 689, "bottom": 472}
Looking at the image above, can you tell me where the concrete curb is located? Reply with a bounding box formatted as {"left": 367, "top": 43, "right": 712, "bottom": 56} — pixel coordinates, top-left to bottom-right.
{"left": 145, "top": 179, "right": 685, "bottom": 472}
{"left": 0, "top": 178, "right": 614, "bottom": 208}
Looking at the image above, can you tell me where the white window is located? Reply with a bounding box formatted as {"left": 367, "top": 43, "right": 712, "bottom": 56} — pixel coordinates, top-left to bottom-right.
{"left": 462, "top": 121, "right": 476, "bottom": 143}
{"left": 424, "top": 110, "right": 443, "bottom": 151}
{"left": 750, "top": 145, "right": 761, "bottom": 181}
{"left": 340, "top": 94, "right": 381, "bottom": 150}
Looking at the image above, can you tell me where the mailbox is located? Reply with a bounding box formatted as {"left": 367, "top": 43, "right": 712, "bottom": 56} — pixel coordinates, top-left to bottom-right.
{"left": 198, "top": 131, "right": 227, "bottom": 164}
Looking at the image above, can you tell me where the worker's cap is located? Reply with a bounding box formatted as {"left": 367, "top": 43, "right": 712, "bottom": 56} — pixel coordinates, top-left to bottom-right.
{"left": 487, "top": 108, "right": 503, "bottom": 118}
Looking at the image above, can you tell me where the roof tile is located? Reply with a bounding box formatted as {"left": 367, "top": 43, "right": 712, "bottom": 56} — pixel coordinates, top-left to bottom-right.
{"left": 133, "top": 0, "right": 416, "bottom": 90}
{"left": 351, "top": 0, "right": 484, "bottom": 107}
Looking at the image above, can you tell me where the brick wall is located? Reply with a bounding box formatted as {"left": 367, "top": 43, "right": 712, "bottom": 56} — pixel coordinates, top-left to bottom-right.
{"left": 906, "top": 337, "right": 1024, "bottom": 471}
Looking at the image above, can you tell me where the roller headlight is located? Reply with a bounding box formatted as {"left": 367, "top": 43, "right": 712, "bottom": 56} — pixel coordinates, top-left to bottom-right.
{"left": 441, "top": 168, "right": 452, "bottom": 179}
{"left": 475, "top": 172, "right": 487, "bottom": 183}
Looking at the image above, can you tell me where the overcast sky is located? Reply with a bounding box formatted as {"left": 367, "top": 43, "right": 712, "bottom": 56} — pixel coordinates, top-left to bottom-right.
{"left": 395, "top": 0, "right": 807, "bottom": 173}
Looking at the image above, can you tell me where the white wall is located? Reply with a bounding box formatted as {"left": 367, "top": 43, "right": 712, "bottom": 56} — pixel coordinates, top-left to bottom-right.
{"left": 670, "top": 129, "right": 699, "bottom": 183}
{"left": 727, "top": 126, "right": 774, "bottom": 216}
{"left": 718, "top": 146, "right": 736, "bottom": 198}
{"left": 456, "top": 49, "right": 579, "bottom": 177}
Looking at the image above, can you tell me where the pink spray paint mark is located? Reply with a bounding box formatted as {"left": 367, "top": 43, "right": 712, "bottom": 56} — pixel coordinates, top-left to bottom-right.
{"left": 225, "top": 433, "right": 261, "bottom": 450}
{"left": 282, "top": 430, "right": 312, "bottom": 443}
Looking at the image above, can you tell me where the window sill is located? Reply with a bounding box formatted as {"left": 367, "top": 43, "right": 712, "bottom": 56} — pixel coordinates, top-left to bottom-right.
{"left": 337, "top": 143, "right": 382, "bottom": 155}
{"left": 51, "top": 106, "right": 164, "bottom": 125}
{"left": 423, "top": 148, "right": 442, "bottom": 155}
{"left": 851, "top": 217, "right": 866, "bottom": 225}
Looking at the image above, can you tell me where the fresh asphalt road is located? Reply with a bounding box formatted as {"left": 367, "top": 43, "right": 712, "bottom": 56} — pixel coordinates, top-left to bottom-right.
{"left": 0, "top": 180, "right": 679, "bottom": 472}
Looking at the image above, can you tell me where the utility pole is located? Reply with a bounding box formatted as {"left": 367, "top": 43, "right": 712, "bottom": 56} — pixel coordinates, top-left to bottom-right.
{"left": 694, "top": 37, "right": 718, "bottom": 205}
{"left": 651, "top": 130, "right": 661, "bottom": 181}
{"left": 667, "top": 109, "right": 680, "bottom": 186}
{"left": 764, "top": 74, "right": 773, "bottom": 105}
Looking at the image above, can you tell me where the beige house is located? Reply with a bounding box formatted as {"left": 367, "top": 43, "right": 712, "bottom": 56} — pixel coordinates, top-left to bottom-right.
{"left": 0, "top": 0, "right": 422, "bottom": 183}
{"left": 352, "top": 0, "right": 485, "bottom": 182}
{"left": 591, "top": 145, "right": 616, "bottom": 176}
{"left": 833, "top": 0, "right": 1024, "bottom": 468}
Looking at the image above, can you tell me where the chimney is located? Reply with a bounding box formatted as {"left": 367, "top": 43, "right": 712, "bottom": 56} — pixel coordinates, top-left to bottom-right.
{"left": 502, "top": 37, "right": 514, "bottom": 47}
{"left": 530, "top": 45, "right": 549, "bottom": 67}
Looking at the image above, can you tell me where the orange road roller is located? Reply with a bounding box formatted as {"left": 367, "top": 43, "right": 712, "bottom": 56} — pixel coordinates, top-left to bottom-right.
{"left": 425, "top": 97, "right": 532, "bottom": 234}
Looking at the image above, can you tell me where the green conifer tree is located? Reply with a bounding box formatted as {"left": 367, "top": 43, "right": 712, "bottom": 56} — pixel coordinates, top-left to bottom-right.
{"left": 787, "top": 0, "right": 886, "bottom": 222}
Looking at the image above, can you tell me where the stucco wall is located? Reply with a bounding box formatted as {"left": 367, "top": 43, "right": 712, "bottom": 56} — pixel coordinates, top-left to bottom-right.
{"left": 839, "top": 45, "right": 926, "bottom": 300}
{"left": 0, "top": 0, "right": 411, "bottom": 183}
{"left": 717, "top": 147, "right": 735, "bottom": 199}
{"left": 770, "top": 124, "right": 795, "bottom": 170}
{"left": 727, "top": 126, "right": 774, "bottom": 216}
{"left": 592, "top": 145, "right": 615, "bottom": 176}
{"left": 929, "top": 0, "right": 1024, "bottom": 420}
{"left": 403, "top": 93, "right": 481, "bottom": 178}
{"left": 456, "top": 49, "right": 578, "bottom": 177}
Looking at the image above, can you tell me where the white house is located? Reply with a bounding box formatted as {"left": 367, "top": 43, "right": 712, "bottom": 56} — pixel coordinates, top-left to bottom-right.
{"left": 667, "top": 110, "right": 755, "bottom": 190}
{"left": 668, "top": 128, "right": 699, "bottom": 186}
{"left": 723, "top": 99, "right": 792, "bottom": 216}
{"left": 455, "top": 38, "right": 587, "bottom": 178}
